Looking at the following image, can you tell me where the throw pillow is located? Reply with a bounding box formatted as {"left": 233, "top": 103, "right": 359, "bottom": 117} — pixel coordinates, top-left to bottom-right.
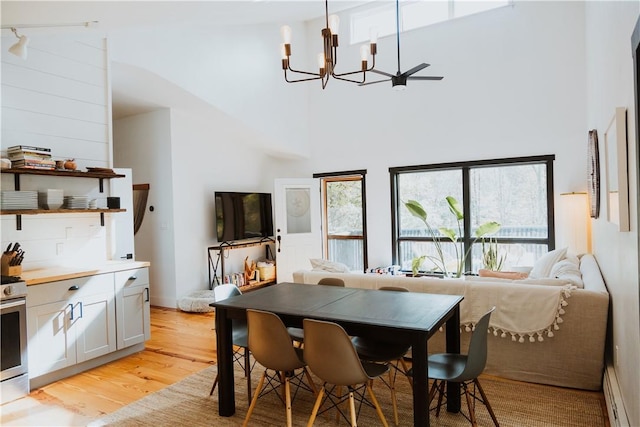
{"left": 550, "top": 259, "right": 584, "bottom": 288}
{"left": 528, "top": 247, "right": 568, "bottom": 279}
{"left": 310, "top": 258, "right": 350, "bottom": 273}
{"left": 478, "top": 269, "right": 528, "bottom": 280}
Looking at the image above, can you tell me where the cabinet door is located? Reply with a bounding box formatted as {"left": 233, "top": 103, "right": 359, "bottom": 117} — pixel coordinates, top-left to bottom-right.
{"left": 27, "top": 301, "right": 75, "bottom": 377}
{"left": 115, "top": 268, "right": 151, "bottom": 349}
{"left": 75, "top": 290, "right": 117, "bottom": 363}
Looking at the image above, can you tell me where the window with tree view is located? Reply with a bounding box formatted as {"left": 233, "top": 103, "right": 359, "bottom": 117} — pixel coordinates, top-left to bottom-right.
{"left": 318, "top": 173, "right": 367, "bottom": 272}
{"left": 391, "top": 156, "right": 554, "bottom": 275}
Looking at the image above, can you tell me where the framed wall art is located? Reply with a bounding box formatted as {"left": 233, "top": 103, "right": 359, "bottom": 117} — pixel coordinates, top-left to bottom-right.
{"left": 603, "top": 107, "right": 629, "bottom": 232}
{"left": 587, "top": 129, "right": 600, "bottom": 218}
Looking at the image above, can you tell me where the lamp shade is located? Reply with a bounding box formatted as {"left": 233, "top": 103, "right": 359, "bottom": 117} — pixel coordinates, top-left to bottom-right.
{"left": 558, "top": 192, "right": 591, "bottom": 254}
{"left": 9, "top": 35, "right": 29, "bottom": 60}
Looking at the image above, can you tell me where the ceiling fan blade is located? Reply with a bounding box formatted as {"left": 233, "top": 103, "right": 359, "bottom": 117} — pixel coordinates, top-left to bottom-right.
{"left": 359, "top": 79, "right": 391, "bottom": 86}
{"left": 401, "top": 63, "right": 430, "bottom": 77}
{"left": 407, "top": 76, "right": 444, "bottom": 81}
{"left": 371, "top": 69, "right": 395, "bottom": 78}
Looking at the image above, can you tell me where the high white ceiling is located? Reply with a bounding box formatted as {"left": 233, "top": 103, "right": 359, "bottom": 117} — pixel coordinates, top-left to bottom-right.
{"left": 1, "top": 1, "right": 366, "bottom": 33}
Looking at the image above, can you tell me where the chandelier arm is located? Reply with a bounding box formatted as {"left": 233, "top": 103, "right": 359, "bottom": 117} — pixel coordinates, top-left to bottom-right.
{"left": 286, "top": 64, "right": 322, "bottom": 77}
{"left": 332, "top": 74, "right": 366, "bottom": 84}
{"left": 332, "top": 53, "right": 376, "bottom": 78}
{"left": 284, "top": 72, "right": 322, "bottom": 83}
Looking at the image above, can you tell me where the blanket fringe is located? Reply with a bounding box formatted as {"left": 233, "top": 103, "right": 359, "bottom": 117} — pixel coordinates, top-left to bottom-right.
{"left": 456, "top": 285, "right": 575, "bottom": 343}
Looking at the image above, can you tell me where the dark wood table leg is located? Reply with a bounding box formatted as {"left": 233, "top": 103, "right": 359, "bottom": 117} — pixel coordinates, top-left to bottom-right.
{"left": 215, "top": 307, "right": 235, "bottom": 416}
{"left": 445, "top": 305, "right": 461, "bottom": 413}
{"left": 412, "top": 333, "right": 429, "bottom": 427}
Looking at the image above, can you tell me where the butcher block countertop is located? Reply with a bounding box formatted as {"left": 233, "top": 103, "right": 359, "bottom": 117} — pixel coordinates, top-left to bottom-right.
{"left": 22, "top": 261, "right": 151, "bottom": 286}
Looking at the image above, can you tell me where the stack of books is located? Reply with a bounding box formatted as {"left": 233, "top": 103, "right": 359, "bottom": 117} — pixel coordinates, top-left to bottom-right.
{"left": 7, "top": 145, "right": 55, "bottom": 170}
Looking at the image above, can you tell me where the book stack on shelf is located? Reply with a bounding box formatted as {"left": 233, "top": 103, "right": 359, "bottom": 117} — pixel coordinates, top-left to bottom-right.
{"left": 7, "top": 145, "right": 55, "bottom": 170}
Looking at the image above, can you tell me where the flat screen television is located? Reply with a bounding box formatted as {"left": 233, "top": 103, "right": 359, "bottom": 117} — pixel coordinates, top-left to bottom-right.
{"left": 215, "top": 192, "right": 274, "bottom": 242}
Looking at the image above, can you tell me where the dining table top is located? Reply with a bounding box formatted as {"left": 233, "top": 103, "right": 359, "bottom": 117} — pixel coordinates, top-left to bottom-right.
{"left": 211, "top": 282, "right": 463, "bottom": 335}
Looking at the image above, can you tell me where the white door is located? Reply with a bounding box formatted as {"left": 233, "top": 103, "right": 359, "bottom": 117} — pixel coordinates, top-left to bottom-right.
{"left": 274, "top": 178, "right": 322, "bottom": 282}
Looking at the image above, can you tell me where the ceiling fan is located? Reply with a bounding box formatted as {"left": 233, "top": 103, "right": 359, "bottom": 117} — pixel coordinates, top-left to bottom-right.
{"left": 361, "top": 0, "right": 443, "bottom": 90}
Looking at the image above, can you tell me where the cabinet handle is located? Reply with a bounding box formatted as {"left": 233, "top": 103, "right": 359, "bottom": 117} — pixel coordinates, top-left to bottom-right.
{"left": 128, "top": 276, "right": 137, "bottom": 281}
{"left": 68, "top": 303, "right": 75, "bottom": 320}
{"left": 78, "top": 302, "right": 83, "bottom": 319}
{"left": 69, "top": 285, "right": 79, "bottom": 291}
{"left": 144, "top": 287, "right": 150, "bottom": 302}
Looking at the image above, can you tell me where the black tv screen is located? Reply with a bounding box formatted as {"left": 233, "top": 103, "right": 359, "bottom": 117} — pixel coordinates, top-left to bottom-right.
{"left": 215, "top": 192, "right": 274, "bottom": 242}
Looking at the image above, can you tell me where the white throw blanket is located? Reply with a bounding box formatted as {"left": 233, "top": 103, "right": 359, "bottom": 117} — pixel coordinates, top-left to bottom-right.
{"left": 426, "top": 280, "right": 574, "bottom": 342}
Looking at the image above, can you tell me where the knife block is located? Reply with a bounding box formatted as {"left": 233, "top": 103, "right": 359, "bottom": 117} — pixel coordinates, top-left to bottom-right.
{"left": 1, "top": 253, "right": 21, "bottom": 277}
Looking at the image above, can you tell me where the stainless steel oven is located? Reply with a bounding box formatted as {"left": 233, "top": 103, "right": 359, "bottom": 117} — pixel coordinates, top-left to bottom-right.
{"left": 1, "top": 276, "right": 29, "bottom": 404}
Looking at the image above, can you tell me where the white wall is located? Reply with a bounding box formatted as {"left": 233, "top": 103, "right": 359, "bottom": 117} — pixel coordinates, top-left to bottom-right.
{"left": 585, "top": 2, "right": 640, "bottom": 425}
{"left": 113, "top": 109, "right": 177, "bottom": 307}
{"left": 272, "top": 1, "right": 589, "bottom": 268}
{"left": 0, "top": 34, "right": 118, "bottom": 269}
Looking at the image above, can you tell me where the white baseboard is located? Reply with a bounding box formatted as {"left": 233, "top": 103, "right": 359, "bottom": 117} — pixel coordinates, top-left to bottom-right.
{"left": 603, "top": 363, "right": 630, "bottom": 427}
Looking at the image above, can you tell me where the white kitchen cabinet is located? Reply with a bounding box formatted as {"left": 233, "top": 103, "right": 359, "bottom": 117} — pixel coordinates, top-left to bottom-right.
{"left": 115, "top": 267, "right": 150, "bottom": 349}
{"left": 26, "top": 274, "right": 116, "bottom": 378}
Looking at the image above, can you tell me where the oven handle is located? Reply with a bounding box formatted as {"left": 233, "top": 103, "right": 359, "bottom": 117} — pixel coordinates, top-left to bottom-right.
{"left": 0, "top": 299, "right": 26, "bottom": 310}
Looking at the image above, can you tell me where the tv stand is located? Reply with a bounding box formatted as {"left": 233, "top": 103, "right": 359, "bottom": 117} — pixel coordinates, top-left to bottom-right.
{"left": 207, "top": 238, "right": 275, "bottom": 291}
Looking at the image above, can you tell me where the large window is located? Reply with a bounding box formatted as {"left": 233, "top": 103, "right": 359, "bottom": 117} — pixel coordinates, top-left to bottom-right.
{"left": 350, "top": 0, "right": 512, "bottom": 45}
{"left": 314, "top": 171, "right": 368, "bottom": 272}
{"left": 391, "top": 156, "right": 554, "bottom": 274}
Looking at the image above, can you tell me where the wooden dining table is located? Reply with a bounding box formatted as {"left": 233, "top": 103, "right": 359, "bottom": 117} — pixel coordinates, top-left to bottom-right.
{"left": 210, "top": 282, "right": 463, "bottom": 427}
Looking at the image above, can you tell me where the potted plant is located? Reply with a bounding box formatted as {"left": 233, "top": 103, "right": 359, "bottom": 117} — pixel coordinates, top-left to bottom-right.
{"left": 481, "top": 236, "right": 506, "bottom": 271}
{"left": 405, "top": 196, "right": 500, "bottom": 277}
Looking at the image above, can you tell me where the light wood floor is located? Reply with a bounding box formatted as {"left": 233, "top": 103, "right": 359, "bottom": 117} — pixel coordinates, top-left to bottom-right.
{"left": 1, "top": 307, "right": 216, "bottom": 427}
{"left": 1, "top": 307, "right": 609, "bottom": 427}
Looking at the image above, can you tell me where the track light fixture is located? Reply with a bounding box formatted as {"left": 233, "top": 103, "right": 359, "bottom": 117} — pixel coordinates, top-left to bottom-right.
{"left": 280, "top": 0, "right": 378, "bottom": 89}
{"left": 3, "top": 22, "right": 98, "bottom": 61}
{"left": 8, "top": 28, "right": 29, "bottom": 60}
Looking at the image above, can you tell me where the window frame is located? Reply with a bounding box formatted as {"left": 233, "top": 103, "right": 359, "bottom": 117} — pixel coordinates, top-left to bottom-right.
{"left": 313, "top": 169, "right": 368, "bottom": 271}
{"left": 389, "top": 155, "right": 555, "bottom": 273}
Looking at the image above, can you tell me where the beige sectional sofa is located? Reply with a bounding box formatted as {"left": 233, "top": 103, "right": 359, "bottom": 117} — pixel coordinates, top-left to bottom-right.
{"left": 292, "top": 253, "right": 609, "bottom": 391}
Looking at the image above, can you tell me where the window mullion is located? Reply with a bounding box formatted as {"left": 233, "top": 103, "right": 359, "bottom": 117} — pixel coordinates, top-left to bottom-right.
{"left": 462, "top": 167, "right": 472, "bottom": 273}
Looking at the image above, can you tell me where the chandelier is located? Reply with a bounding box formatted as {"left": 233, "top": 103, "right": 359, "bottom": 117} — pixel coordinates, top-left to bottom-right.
{"left": 280, "top": 0, "right": 378, "bottom": 89}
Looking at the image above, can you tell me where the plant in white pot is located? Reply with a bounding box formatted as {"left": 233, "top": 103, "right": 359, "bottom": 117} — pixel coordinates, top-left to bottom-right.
{"left": 405, "top": 196, "right": 501, "bottom": 278}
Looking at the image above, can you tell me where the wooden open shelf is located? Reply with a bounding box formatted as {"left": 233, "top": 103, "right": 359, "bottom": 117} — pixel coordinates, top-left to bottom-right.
{"left": 1, "top": 208, "right": 125, "bottom": 215}
{"left": 1, "top": 168, "right": 125, "bottom": 179}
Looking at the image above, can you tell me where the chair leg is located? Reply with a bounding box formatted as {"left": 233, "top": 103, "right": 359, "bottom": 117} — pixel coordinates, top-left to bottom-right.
{"left": 474, "top": 378, "right": 500, "bottom": 427}
{"left": 348, "top": 389, "right": 358, "bottom": 427}
{"left": 388, "top": 368, "right": 399, "bottom": 426}
{"left": 303, "top": 366, "right": 318, "bottom": 395}
{"left": 434, "top": 379, "right": 446, "bottom": 417}
{"left": 307, "top": 386, "right": 325, "bottom": 427}
{"left": 463, "top": 383, "right": 478, "bottom": 427}
{"left": 366, "top": 383, "right": 390, "bottom": 427}
{"left": 242, "top": 371, "right": 266, "bottom": 427}
{"left": 285, "top": 376, "right": 293, "bottom": 427}
{"left": 399, "top": 358, "right": 413, "bottom": 390}
{"left": 210, "top": 373, "right": 218, "bottom": 396}
{"left": 244, "top": 348, "right": 252, "bottom": 403}
{"left": 428, "top": 379, "right": 439, "bottom": 405}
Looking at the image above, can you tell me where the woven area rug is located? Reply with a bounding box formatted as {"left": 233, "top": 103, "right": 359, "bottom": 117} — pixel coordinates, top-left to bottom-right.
{"left": 90, "top": 364, "right": 606, "bottom": 426}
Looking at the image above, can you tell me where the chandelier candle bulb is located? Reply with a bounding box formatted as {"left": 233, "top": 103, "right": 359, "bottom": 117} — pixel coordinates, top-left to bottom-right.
{"left": 280, "top": 25, "right": 292, "bottom": 44}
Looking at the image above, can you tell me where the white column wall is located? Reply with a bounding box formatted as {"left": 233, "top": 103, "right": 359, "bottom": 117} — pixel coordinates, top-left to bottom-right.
{"left": 585, "top": 2, "right": 640, "bottom": 425}
{"left": 0, "top": 34, "right": 115, "bottom": 269}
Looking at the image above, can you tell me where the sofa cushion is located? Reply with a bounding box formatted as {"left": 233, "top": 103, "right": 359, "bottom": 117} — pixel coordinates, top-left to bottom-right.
{"left": 310, "top": 258, "right": 351, "bottom": 273}
{"left": 529, "top": 247, "right": 568, "bottom": 278}
{"left": 550, "top": 259, "right": 584, "bottom": 288}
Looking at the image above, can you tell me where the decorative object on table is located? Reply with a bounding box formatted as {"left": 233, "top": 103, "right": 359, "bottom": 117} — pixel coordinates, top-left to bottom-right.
{"left": 587, "top": 129, "right": 600, "bottom": 219}
{"left": 603, "top": 107, "right": 629, "bottom": 232}
{"left": 1, "top": 242, "right": 24, "bottom": 276}
{"left": 55, "top": 160, "right": 65, "bottom": 170}
{"left": 1, "top": 190, "right": 38, "bottom": 210}
{"left": 107, "top": 196, "right": 120, "bottom": 209}
{"left": 244, "top": 257, "right": 257, "bottom": 284}
{"left": 481, "top": 236, "right": 506, "bottom": 271}
{"left": 405, "top": 197, "right": 500, "bottom": 277}
{"left": 359, "top": 0, "right": 443, "bottom": 90}
{"left": 7, "top": 145, "right": 54, "bottom": 170}
{"left": 256, "top": 261, "right": 276, "bottom": 282}
{"left": 63, "top": 159, "right": 77, "bottom": 170}
{"left": 38, "top": 189, "right": 64, "bottom": 210}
